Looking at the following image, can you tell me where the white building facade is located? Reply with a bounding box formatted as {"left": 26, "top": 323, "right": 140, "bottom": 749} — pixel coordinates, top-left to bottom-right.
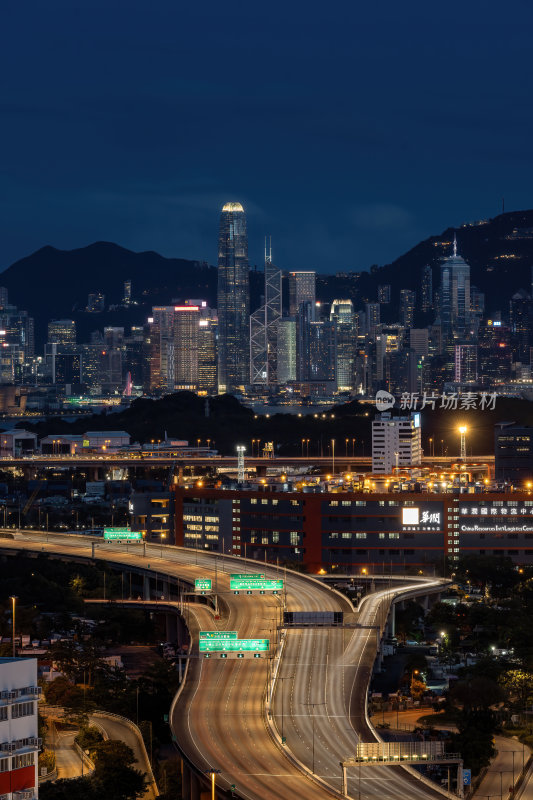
{"left": 0, "top": 657, "right": 40, "bottom": 799}
{"left": 372, "top": 412, "right": 422, "bottom": 474}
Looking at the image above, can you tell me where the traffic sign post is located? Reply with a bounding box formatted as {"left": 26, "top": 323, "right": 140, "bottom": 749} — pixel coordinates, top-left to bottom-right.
{"left": 195, "top": 578, "right": 212, "bottom": 592}
{"left": 104, "top": 528, "right": 142, "bottom": 541}
{"left": 199, "top": 637, "right": 270, "bottom": 653}
{"left": 230, "top": 573, "right": 283, "bottom": 592}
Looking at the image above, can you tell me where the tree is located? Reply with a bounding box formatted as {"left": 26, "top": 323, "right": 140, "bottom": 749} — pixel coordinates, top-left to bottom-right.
{"left": 40, "top": 776, "right": 98, "bottom": 800}
{"left": 499, "top": 669, "right": 533, "bottom": 708}
{"left": 448, "top": 677, "right": 504, "bottom": 774}
{"left": 76, "top": 724, "right": 104, "bottom": 753}
{"left": 92, "top": 740, "right": 147, "bottom": 800}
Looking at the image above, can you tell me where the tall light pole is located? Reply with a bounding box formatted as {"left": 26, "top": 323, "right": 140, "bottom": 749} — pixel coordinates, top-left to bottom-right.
{"left": 305, "top": 702, "right": 325, "bottom": 773}
{"left": 331, "top": 438, "right": 336, "bottom": 476}
{"left": 10, "top": 596, "right": 17, "bottom": 657}
{"left": 236, "top": 445, "right": 245, "bottom": 484}
{"left": 459, "top": 426, "right": 467, "bottom": 460}
{"left": 204, "top": 769, "right": 221, "bottom": 800}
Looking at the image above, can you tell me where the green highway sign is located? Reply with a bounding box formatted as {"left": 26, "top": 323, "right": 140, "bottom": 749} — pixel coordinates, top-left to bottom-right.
{"left": 230, "top": 577, "right": 283, "bottom": 591}
{"left": 199, "top": 638, "right": 270, "bottom": 653}
{"left": 104, "top": 528, "right": 142, "bottom": 541}
{"left": 194, "top": 578, "right": 212, "bottom": 592}
{"left": 199, "top": 631, "right": 237, "bottom": 640}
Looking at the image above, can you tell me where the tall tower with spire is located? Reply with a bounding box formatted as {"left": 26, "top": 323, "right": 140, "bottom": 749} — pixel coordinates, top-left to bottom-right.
{"left": 217, "top": 202, "right": 249, "bottom": 393}
{"left": 439, "top": 233, "right": 471, "bottom": 339}
{"left": 250, "top": 237, "right": 282, "bottom": 386}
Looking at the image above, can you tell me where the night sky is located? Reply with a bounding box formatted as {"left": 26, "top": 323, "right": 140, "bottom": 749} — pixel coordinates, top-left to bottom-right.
{"left": 2, "top": 0, "right": 533, "bottom": 273}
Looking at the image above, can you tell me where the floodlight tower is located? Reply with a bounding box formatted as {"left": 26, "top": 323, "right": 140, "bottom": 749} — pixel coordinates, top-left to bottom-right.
{"left": 459, "top": 426, "right": 467, "bottom": 460}
{"left": 237, "top": 445, "right": 246, "bottom": 483}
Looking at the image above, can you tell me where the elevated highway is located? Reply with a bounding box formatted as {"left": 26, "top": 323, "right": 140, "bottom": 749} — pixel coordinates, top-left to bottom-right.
{"left": 1, "top": 532, "right": 452, "bottom": 799}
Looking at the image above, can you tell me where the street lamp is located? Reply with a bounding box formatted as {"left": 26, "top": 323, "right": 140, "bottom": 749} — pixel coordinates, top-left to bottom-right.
{"left": 305, "top": 702, "right": 325, "bottom": 773}
{"left": 331, "top": 438, "right": 336, "bottom": 476}
{"left": 10, "top": 596, "right": 17, "bottom": 657}
{"left": 204, "top": 769, "right": 221, "bottom": 800}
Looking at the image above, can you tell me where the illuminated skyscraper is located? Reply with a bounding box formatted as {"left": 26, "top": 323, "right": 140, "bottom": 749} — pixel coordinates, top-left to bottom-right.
{"left": 250, "top": 238, "right": 282, "bottom": 386}
{"left": 440, "top": 235, "right": 471, "bottom": 338}
{"left": 289, "top": 272, "right": 316, "bottom": 316}
{"left": 399, "top": 289, "right": 416, "bottom": 328}
{"left": 217, "top": 202, "right": 249, "bottom": 392}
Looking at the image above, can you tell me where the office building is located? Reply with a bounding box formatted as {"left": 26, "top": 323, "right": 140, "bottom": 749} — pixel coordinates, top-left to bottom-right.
{"left": 330, "top": 299, "right": 355, "bottom": 391}
{"left": 0, "top": 657, "right": 41, "bottom": 799}
{"left": 217, "top": 202, "right": 249, "bottom": 393}
{"left": 454, "top": 343, "right": 478, "bottom": 384}
{"left": 439, "top": 236, "right": 471, "bottom": 338}
{"left": 399, "top": 290, "right": 416, "bottom": 328}
{"left": 421, "top": 265, "right": 433, "bottom": 313}
{"left": 198, "top": 309, "right": 217, "bottom": 393}
{"left": 409, "top": 329, "right": 429, "bottom": 359}
{"left": 478, "top": 320, "right": 511, "bottom": 384}
{"left": 166, "top": 485, "right": 533, "bottom": 573}
{"left": 495, "top": 423, "right": 533, "bottom": 484}
{"left": 296, "top": 303, "right": 336, "bottom": 386}
{"left": 288, "top": 272, "right": 316, "bottom": 316}
{"left": 372, "top": 412, "right": 422, "bottom": 474}
{"left": 510, "top": 291, "right": 533, "bottom": 362}
{"left": 250, "top": 240, "right": 282, "bottom": 386}
{"left": 47, "top": 319, "right": 76, "bottom": 347}
{"left": 365, "top": 303, "right": 380, "bottom": 337}
{"left": 174, "top": 304, "right": 200, "bottom": 390}
{"left": 277, "top": 318, "right": 297, "bottom": 383}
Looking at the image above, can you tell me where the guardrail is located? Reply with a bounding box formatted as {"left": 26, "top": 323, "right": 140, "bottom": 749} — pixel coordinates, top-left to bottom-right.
{"left": 90, "top": 710, "right": 159, "bottom": 797}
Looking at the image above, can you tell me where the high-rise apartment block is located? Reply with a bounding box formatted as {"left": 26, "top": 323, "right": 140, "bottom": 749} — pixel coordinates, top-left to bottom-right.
{"left": 377, "top": 284, "right": 391, "bottom": 304}
{"left": 372, "top": 412, "right": 422, "bottom": 474}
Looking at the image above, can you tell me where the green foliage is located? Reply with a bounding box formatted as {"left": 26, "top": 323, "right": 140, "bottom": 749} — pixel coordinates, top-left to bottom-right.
{"left": 92, "top": 740, "right": 147, "bottom": 800}
{"left": 157, "top": 756, "right": 182, "bottom": 800}
{"left": 39, "top": 776, "right": 98, "bottom": 800}
{"left": 499, "top": 669, "right": 533, "bottom": 708}
{"left": 44, "top": 676, "right": 84, "bottom": 709}
{"left": 38, "top": 749, "right": 56, "bottom": 773}
{"left": 447, "top": 676, "right": 504, "bottom": 774}
{"left": 394, "top": 601, "right": 424, "bottom": 642}
{"left": 75, "top": 725, "right": 104, "bottom": 753}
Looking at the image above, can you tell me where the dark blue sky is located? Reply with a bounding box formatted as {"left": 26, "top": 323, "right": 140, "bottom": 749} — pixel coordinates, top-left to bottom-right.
{"left": 2, "top": 0, "right": 532, "bottom": 273}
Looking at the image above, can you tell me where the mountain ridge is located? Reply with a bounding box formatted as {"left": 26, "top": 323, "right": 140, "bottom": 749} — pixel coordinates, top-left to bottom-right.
{"left": 4, "top": 209, "right": 533, "bottom": 345}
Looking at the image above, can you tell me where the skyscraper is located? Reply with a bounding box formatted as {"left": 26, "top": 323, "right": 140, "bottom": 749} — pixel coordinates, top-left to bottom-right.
{"left": 439, "top": 235, "right": 471, "bottom": 338}
{"left": 217, "top": 202, "right": 249, "bottom": 393}
{"left": 399, "top": 289, "right": 416, "bottom": 328}
{"left": 288, "top": 272, "right": 316, "bottom": 316}
{"left": 250, "top": 239, "right": 282, "bottom": 386}
{"left": 421, "top": 265, "right": 433, "bottom": 312}
{"left": 330, "top": 299, "right": 355, "bottom": 390}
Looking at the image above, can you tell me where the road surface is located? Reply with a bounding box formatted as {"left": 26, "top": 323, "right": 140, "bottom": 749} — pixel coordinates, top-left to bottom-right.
{"left": 4, "top": 531, "right": 450, "bottom": 800}
{"left": 90, "top": 712, "right": 158, "bottom": 800}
